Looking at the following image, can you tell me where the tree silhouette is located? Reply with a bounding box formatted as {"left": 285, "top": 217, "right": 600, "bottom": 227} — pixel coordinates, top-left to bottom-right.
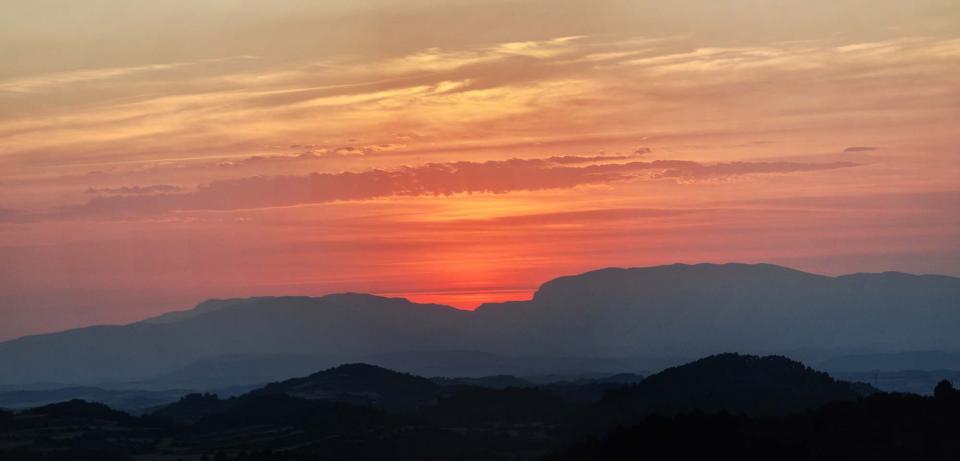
{"left": 934, "top": 379, "right": 955, "bottom": 399}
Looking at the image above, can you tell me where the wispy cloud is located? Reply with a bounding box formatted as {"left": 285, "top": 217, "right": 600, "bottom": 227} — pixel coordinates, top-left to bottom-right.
{"left": 843, "top": 146, "right": 878, "bottom": 153}
{"left": 2, "top": 34, "right": 957, "bottom": 174}
{"left": 381, "top": 36, "right": 585, "bottom": 73}
{"left": 85, "top": 184, "right": 182, "bottom": 195}
{"left": 654, "top": 161, "right": 860, "bottom": 181}
{"left": 0, "top": 56, "right": 257, "bottom": 94}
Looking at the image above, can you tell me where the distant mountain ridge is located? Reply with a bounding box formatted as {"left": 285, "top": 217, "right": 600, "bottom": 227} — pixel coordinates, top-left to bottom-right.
{"left": 1, "top": 263, "right": 958, "bottom": 386}
{"left": 473, "top": 263, "right": 960, "bottom": 355}
{"left": 0, "top": 386, "right": 190, "bottom": 412}
{"left": 820, "top": 351, "right": 960, "bottom": 372}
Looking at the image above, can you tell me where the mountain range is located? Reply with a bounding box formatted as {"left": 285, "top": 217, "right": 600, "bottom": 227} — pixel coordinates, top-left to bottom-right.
{"left": 1, "top": 263, "right": 959, "bottom": 387}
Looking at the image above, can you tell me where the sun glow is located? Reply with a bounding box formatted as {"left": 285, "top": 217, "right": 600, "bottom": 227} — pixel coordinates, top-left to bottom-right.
{"left": 1, "top": 0, "right": 958, "bottom": 339}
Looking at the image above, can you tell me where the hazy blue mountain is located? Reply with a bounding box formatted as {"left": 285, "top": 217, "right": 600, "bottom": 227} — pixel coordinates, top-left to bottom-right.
{"left": 125, "top": 353, "right": 348, "bottom": 390}
{"left": 516, "top": 372, "right": 647, "bottom": 386}
{"left": 1, "top": 263, "right": 958, "bottom": 387}
{"left": 830, "top": 370, "right": 960, "bottom": 395}
{"left": 0, "top": 386, "right": 189, "bottom": 412}
{"left": 432, "top": 375, "right": 535, "bottom": 389}
{"left": 818, "top": 351, "right": 960, "bottom": 372}
{"left": 473, "top": 263, "right": 960, "bottom": 356}
{"left": 363, "top": 350, "right": 665, "bottom": 378}
{"left": 0, "top": 294, "right": 468, "bottom": 385}
{"left": 93, "top": 350, "right": 659, "bottom": 393}
{"left": 138, "top": 298, "right": 254, "bottom": 324}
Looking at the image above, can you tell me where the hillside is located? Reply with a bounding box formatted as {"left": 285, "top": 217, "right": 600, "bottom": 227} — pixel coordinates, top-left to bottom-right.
{"left": 3, "top": 356, "right": 956, "bottom": 461}
{"left": 598, "top": 353, "right": 874, "bottom": 417}
{"left": 250, "top": 363, "right": 444, "bottom": 411}
{"left": 551, "top": 386, "right": 960, "bottom": 460}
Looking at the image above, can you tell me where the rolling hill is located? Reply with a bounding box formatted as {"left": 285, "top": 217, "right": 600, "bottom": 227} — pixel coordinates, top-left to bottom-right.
{"left": 598, "top": 353, "right": 874, "bottom": 416}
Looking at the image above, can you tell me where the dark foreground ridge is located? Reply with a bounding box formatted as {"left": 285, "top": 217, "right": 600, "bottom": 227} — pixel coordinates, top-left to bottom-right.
{"left": 2, "top": 354, "right": 958, "bottom": 460}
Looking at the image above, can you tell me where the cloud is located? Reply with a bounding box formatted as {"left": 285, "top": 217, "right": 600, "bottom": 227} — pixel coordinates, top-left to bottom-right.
{"left": 726, "top": 190, "right": 960, "bottom": 210}
{"left": 85, "top": 184, "right": 182, "bottom": 195}
{"left": 330, "top": 143, "right": 407, "bottom": 156}
{"left": 7, "top": 157, "right": 859, "bottom": 222}
{"left": 381, "top": 36, "right": 585, "bottom": 74}
{"left": 654, "top": 161, "right": 859, "bottom": 181}
{"left": 477, "top": 207, "right": 698, "bottom": 225}
{"left": 843, "top": 146, "right": 878, "bottom": 152}
{"left": 545, "top": 148, "right": 652, "bottom": 165}
{"left": 0, "top": 208, "right": 23, "bottom": 221}
{"left": 0, "top": 56, "right": 257, "bottom": 94}
{"left": 3, "top": 34, "right": 957, "bottom": 174}
{"left": 214, "top": 142, "right": 407, "bottom": 169}
{"left": 544, "top": 154, "right": 636, "bottom": 164}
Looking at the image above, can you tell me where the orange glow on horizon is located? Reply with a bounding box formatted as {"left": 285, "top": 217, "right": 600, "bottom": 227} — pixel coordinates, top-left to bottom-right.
{"left": 379, "top": 289, "right": 536, "bottom": 310}
{"left": 1, "top": 0, "right": 959, "bottom": 340}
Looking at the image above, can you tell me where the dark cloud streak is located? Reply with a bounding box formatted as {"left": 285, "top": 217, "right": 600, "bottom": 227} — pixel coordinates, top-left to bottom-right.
{"left": 6, "top": 157, "right": 859, "bottom": 222}
{"left": 843, "top": 146, "right": 878, "bottom": 153}
{"left": 85, "top": 184, "right": 182, "bottom": 195}
{"left": 655, "top": 161, "right": 859, "bottom": 180}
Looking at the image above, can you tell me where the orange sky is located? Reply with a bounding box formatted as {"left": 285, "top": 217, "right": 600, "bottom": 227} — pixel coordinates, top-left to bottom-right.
{"left": 1, "top": 0, "right": 959, "bottom": 340}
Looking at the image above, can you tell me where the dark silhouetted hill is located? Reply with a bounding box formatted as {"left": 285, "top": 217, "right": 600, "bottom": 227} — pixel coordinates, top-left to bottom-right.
{"left": 597, "top": 353, "right": 874, "bottom": 418}
{"left": 22, "top": 399, "right": 133, "bottom": 423}
{"left": 551, "top": 390, "right": 960, "bottom": 461}
{"left": 153, "top": 391, "right": 392, "bottom": 429}
{"left": 423, "top": 387, "right": 568, "bottom": 425}
{"left": 249, "top": 363, "right": 443, "bottom": 411}
{"left": 149, "top": 392, "right": 224, "bottom": 423}
{"left": 5, "top": 355, "right": 956, "bottom": 461}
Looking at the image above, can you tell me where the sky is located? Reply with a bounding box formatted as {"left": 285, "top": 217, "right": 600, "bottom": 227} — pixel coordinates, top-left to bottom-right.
{"left": 1, "top": 0, "right": 959, "bottom": 340}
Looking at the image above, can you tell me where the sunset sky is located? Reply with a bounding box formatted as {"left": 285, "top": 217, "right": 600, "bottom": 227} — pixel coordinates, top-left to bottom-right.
{"left": 1, "top": 0, "right": 959, "bottom": 340}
